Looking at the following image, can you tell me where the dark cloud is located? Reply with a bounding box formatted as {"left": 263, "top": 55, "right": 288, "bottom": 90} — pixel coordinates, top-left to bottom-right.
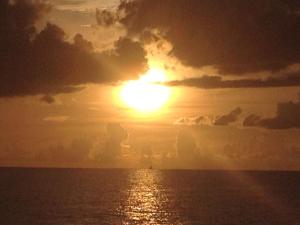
{"left": 214, "top": 107, "right": 242, "bottom": 126}
{"left": 176, "top": 97, "right": 300, "bottom": 129}
{"left": 0, "top": 0, "right": 147, "bottom": 97}
{"left": 174, "top": 108, "right": 242, "bottom": 127}
{"left": 110, "top": 37, "right": 148, "bottom": 77}
{"left": 73, "top": 33, "right": 93, "bottom": 51}
{"left": 195, "top": 116, "right": 205, "bottom": 125}
{"left": 174, "top": 116, "right": 208, "bottom": 126}
{"left": 40, "top": 95, "right": 55, "bottom": 104}
{"left": 243, "top": 114, "right": 262, "bottom": 127}
{"left": 243, "top": 98, "right": 300, "bottom": 129}
{"left": 96, "top": 9, "right": 117, "bottom": 27}
{"left": 166, "top": 73, "right": 300, "bottom": 89}
{"left": 112, "top": 0, "right": 300, "bottom": 75}
{"left": 139, "top": 30, "right": 160, "bottom": 44}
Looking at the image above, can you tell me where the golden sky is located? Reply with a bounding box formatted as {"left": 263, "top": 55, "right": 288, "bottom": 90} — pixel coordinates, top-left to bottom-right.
{"left": 0, "top": 0, "right": 300, "bottom": 170}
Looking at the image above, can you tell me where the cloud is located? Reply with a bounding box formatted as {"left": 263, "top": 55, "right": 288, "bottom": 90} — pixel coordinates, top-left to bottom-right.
{"left": 176, "top": 128, "right": 197, "bottom": 160}
{"left": 73, "top": 33, "right": 93, "bottom": 51}
{"left": 166, "top": 73, "right": 300, "bottom": 89}
{"left": 243, "top": 98, "right": 300, "bottom": 129}
{"left": 38, "top": 138, "right": 92, "bottom": 165}
{"left": 98, "top": 123, "right": 128, "bottom": 161}
{"left": 40, "top": 95, "right": 55, "bottom": 104}
{"left": 243, "top": 114, "right": 262, "bottom": 127}
{"left": 174, "top": 116, "right": 209, "bottom": 126}
{"left": 176, "top": 96, "right": 300, "bottom": 129}
{"left": 174, "top": 107, "right": 242, "bottom": 127}
{"left": 96, "top": 9, "right": 117, "bottom": 26}
{"left": 139, "top": 30, "right": 160, "bottom": 44}
{"left": 0, "top": 0, "right": 147, "bottom": 97}
{"left": 109, "top": 0, "right": 300, "bottom": 75}
{"left": 109, "top": 37, "right": 148, "bottom": 78}
{"left": 214, "top": 107, "right": 242, "bottom": 126}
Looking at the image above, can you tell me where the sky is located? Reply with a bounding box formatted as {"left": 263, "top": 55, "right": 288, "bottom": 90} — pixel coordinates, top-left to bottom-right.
{"left": 0, "top": 0, "right": 300, "bottom": 170}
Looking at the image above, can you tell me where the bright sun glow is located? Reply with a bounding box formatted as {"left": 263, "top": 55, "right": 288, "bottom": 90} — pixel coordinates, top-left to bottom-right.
{"left": 120, "top": 68, "right": 171, "bottom": 113}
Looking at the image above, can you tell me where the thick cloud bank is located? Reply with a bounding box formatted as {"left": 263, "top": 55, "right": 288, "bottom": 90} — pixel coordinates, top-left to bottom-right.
{"left": 101, "top": 0, "right": 300, "bottom": 75}
{"left": 0, "top": 0, "right": 147, "bottom": 97}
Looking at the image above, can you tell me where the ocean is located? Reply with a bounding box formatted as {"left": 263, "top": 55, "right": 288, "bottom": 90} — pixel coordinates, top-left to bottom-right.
{"left": 0, "top": 168, "right": 299, "bottom": 225}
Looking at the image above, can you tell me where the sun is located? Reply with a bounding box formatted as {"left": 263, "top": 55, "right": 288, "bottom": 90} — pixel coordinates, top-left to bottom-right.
{"left": 120, "top": 68, "right": 171, "bottom": 113}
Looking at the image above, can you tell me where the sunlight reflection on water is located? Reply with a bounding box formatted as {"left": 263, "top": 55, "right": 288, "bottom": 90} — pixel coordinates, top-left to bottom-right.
{"left": 119, "top": 170, "right": 179, "bottom": 225}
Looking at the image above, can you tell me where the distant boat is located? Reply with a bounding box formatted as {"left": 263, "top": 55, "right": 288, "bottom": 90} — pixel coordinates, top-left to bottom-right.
{"left": 149, "top": 165, "right": 153, "bottom": 170}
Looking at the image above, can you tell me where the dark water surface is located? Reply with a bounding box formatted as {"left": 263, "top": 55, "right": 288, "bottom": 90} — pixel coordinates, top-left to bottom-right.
{"left": 0, "top": 168, "right": 299, "bottom": 225}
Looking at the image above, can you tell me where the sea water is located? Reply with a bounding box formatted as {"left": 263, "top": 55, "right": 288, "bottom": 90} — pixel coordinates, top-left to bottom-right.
{"left": 0, "top": 168, "right": 299, "bottom": 225}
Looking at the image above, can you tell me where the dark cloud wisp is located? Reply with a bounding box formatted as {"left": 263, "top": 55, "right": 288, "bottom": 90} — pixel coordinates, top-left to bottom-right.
{"left": 166, "top": 74, "right": 300, "bottom": 89}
